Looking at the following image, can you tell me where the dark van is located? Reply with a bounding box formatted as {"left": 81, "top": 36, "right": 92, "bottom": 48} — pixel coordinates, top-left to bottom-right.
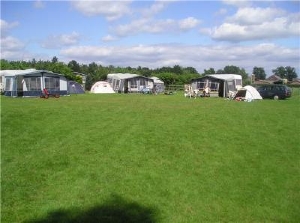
{"left": 256, "top": 85, "right": 292, "bottom": 100}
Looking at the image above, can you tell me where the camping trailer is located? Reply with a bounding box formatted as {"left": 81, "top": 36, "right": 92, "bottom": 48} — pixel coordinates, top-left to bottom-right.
{"left": 191, "top": 74, "right": 242, "bottom": 97}
{"left": 107, "top": 73, "right": 154, "bottom": 93}
{"left": 0, "top": 69, "right": 68, "bottom": 97}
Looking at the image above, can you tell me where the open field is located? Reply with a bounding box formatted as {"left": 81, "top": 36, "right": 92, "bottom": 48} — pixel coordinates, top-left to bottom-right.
{"left": 1, "top": 89, "right": 300, "bottom": 223}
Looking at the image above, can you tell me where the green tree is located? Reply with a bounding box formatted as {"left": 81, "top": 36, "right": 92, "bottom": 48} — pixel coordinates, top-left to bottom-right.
{"left": 252, "top": 67, "right": 266, "bottom": 80}
{"left": 285, "top": 66, "right": 298, "bottom": 81}
{"left": 0, "top": 59, "right": 12, "bottom": 69}
{"left": 139, "top": 67, "right": 151, "bottom": 77}
{"left": 68, "top": 60, "right": 81, "bottom": 72}
{"left": 156, "top": 72, "right": 176, "bottom": 86}
{"left": 223, "top": 65, "right": 240, "bottom": 74}
{"left": 272, "top": 66, "right": 286, "bottom": 78}
{"left": 51, "top": 56, "right": 58, "bottom": 64}
{"left": 173, "top": 65, "right": 183, "bottom": 75}
{"left": 203, "top": 68, "right": 215, "bottom": 75}
{"left": 273, "top": 66, "right": 298, "bottom": 81}
{"left": 216, "top": 69, "right": 224, "bottom": 74}
{"left": 239, "top": 68, "right": 248, "bottom": 84}
{"left": 51, "top": 62, "right": 74, "bottom": 79}
{"left": 183, "top": 67, "right": 198, "bottom": 75}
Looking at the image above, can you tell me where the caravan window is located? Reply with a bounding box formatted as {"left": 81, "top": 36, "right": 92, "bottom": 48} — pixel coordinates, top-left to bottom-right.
{"left": 45, "top": 77, "right": 60, "bottom": 90}
{"left": 130, "top": 79, "right": 137, "bottom": 88}
{"left": 5, "top": 78, "right": 12, "bottom": 91}
{"left": 196, "top": 81, "right": 206, "bottom": 89}
{"left": 227, "top": 80, "right": 235, "bottom": 91}
{"left": 24, "top": 77, "right": 41, "bottom": 91}
{"left": 236, "top": 79, "right": 242, "bottom": 86}
{"left": 210, "top": 82, "right": 219, "bottom": 91}
{"left": 140, "top": 78, "right": 145, "bottom": 86}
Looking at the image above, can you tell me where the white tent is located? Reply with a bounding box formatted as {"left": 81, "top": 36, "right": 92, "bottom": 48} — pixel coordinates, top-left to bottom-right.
{"left": 90, "top": 81, "right": 115, "bottom": 93}
{"left": 235, "top": 85, "right": 262, "bottom": 101}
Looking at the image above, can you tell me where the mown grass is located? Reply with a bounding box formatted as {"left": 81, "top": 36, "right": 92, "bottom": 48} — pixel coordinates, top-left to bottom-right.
{"left": 1, "top": 89, "right": 300, "bottom": 223}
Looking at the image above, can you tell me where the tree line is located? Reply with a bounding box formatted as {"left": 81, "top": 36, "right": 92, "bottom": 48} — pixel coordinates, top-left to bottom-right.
{"left": 1, "top": 57, "right": 297, "bottom": 90}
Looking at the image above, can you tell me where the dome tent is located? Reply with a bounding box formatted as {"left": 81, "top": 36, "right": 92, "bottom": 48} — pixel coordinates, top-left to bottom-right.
{"left": 234, "top": 85, "right": 262, "bottom": 101}
{"left": 68, "top": 81, "right": 85, "bottom": 94}
{"left": 90, "top": 81, "right": 115, "bottom": 93}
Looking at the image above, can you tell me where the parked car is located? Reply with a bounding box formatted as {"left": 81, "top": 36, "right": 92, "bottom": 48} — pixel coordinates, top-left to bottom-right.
{"left": 256, "top": 84, "right": 292, "bottom": 100}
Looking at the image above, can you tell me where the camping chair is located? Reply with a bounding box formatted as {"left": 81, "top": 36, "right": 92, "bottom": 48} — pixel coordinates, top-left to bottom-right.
{"left": 228, "top": 91, "right": 236, "bottom": 100}
{"left": 201, "top": 87, "right": 210, "bottom": 97}
{"left": 40, "top": 88, "right": 60, "bottom": 99}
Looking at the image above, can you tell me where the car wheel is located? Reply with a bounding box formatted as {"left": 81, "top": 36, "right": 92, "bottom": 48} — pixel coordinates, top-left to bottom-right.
{"left": 273, "top": 95, "right": 279, "bottom": 100}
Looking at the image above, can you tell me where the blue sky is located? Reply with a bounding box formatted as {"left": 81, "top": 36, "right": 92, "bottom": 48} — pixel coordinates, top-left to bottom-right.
{"left": 1, "top": 0, "right": 299, "bottom": 76}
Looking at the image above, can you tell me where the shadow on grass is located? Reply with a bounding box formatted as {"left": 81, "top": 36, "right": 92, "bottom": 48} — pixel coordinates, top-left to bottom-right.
{"left": 26, "top": 195, "right": 159, "bottom": 223}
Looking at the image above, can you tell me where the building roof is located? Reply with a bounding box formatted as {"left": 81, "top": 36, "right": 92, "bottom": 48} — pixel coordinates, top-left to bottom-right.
{"left": 253, "top": 80, "right": 272, "bottom": 85}
{"left": 266, "top": 75, "right": 282, "bottom": 81}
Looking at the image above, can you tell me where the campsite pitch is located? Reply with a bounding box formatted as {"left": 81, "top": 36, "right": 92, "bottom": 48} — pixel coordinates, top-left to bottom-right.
{"left": 1, "top": 91, "right": 300, "bottom": 223}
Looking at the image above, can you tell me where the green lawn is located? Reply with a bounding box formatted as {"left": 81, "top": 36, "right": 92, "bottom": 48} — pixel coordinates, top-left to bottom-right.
{"left": 1, "top": 90, "right": 300, "bottom": 223}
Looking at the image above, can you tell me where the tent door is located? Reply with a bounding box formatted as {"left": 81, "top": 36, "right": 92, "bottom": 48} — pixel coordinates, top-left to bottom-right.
{"left": 16, "top": 76, "right": 24, "bottom": 97}
{"left": 218, "top": 80, "right": 225, "bottom": 97}
{"left": 124, "top": 80, "right": 129, "bottom": 93}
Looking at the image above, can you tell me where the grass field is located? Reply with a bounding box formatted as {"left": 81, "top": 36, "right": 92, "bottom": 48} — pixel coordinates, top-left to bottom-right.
{"left": 1, "top": 89, "right": 300, "bottom": 223}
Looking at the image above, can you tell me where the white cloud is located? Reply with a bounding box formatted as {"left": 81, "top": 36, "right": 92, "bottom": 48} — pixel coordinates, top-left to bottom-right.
{"left": 140, "top": 1, "right": 171, "bottom": 18}
{"left": 0, "top": 19, "right": 25, "bottom": 60}
{"left": 60, "top": 43, "right": 299, "bottom": 75}
{"left": 102, "top": 1, "right": 199, "bottom": 37}
{"left": 1, "top": 36, "right": 25, "bottom": 51}
{"left": 41, "top": 32, "right": 82, "bottom": 49}
{"left": 227, "top": 7, "right": 285, "bottom": 25}
{"left": 0, "top": 36, "right": 26, "bottom": 60}
{"left": 179, "top": 17, "right": 201, "bottom": 30}
{"left": 112, "top": 18, "right": 175, "bottom": 36}
{"left": 112, "top": 17, "right": 201, "bottom": 37}
{"left": 0, "top": 19, "right": 19, "bottom": 37}
{"left": 205, "top": 7, "right": 300, "bottom": 42}
{"left": 71, "top": 1, "right": 132, "bottom": 20}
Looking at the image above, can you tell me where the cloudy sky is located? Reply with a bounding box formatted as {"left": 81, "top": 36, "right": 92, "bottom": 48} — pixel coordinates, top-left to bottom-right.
{"left": 1, "top": 0, "right": 299, "bottom": 75}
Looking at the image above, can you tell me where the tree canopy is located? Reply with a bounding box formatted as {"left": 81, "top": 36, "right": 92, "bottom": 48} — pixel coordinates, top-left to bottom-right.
{"left": 272, "top": 66, "right": 298, "bottom": 81}
{"left": 252, "top": 67, "right": 266, "bottom": 80}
